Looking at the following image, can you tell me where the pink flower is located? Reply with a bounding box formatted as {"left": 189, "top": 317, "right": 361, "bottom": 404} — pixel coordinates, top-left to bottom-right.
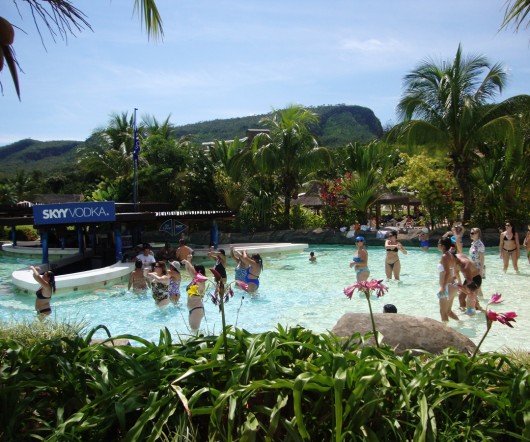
{"left": 235, "top": 280, "right": 249, "bottom": 292}
{"left": 486, "top": 310, "right": 517, "bottom": 328}
{"left": 209, "top": 268, "right": 222, "bottom": 282}
{"left": 343, "top": 279, "right": 388, "bottom": 299}
{"left": 343, "top": 285, "right": 355, "bottom": 299}
{"left": 488, "top": 293, "right": 503, "bottom": 305}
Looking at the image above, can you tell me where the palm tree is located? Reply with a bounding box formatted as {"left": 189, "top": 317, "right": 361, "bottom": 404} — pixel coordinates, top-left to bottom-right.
{"left": 253, "top": 106, "right": 332, "bottom": 228}
{"left": 1, "top": 0, "right": 163, "bottom": 98}
{"left": 77, "top": 112, "right": 139, "bottom": 181}
{"left": 500, "top": 0, "right": 530, "bottom": 33}
{"left": 390, "top": 44, "right": 530, "bottom": 221}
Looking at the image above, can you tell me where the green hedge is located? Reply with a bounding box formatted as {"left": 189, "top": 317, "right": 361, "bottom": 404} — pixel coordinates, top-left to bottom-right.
{"left": 0, "top": 324, "right": 529, "bottom": 441}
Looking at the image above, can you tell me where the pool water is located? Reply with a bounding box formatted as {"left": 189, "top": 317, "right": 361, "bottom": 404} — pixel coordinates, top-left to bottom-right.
{"left": 1, "top": 245, "right": 528, "bottom": 352}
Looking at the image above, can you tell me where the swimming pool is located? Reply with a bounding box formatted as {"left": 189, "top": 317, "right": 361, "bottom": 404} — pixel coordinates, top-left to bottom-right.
{"left": 1, "top": 245, "right": 528, "bottom": 352}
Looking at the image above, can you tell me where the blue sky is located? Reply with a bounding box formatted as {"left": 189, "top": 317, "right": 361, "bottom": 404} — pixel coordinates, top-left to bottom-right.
{"left": 1, "top": 0, "right": 529, "bottom": 145}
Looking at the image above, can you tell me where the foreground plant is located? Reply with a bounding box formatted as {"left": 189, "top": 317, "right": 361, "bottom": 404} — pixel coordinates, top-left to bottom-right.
{"left": 344, "top": 279, "right": 388, "bottom": 348}
{"left": 472, "top": 292, "right": 517, "bottom": 360}
{"left": 209, "top": 268, "right": 245, "bottom": 359}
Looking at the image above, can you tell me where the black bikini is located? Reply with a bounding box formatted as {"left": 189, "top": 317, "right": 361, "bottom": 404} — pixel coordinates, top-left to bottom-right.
{"left": 36, "top": 287, "right": 50, "bottom": 299}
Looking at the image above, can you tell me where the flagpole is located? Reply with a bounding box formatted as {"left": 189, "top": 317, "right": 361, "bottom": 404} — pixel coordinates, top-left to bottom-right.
{"left": 133, "top": 108, "right": 138, "bottom": 211}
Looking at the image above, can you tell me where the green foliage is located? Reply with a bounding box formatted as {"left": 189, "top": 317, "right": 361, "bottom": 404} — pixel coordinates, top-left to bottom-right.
{"left": 390, "top": 153, "right": 459, "bottom": 227}
{"left": 14, "top": 225, "right": 39, "bottom": 241}
{"left": 289, "top": 205, "right": 325, "bottom": 229}
{"left": 0, "top": 318, "right": 87, "bottom": 347}
{"left": 1, "top": 324, "right": 529, "bottom": 441}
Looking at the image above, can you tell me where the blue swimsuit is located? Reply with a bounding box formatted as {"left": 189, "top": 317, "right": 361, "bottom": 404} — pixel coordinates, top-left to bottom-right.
{"left": 243, "top": 267, "right": 260, "bottom": 288}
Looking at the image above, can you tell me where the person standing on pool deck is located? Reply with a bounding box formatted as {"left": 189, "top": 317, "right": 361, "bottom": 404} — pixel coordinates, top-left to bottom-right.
{"left": 499, "top": 221, "right": 520, "bottom": 273}
{"left": 384, "top": 230, "right": 407, "bottom": 281}
{"left": 182, "top": 255, "right": 207, "bottom": 333}
{"left": 30, "top": 265, "right": 55, "bottom": 317}
{"left": 437, "top": 237, "right": 460, "bottom": 323}
{"left": 349, "top": 236, "right": 369, "bottom": 282}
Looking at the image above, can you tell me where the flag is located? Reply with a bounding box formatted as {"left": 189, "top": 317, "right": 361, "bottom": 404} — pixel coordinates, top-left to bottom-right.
{"left": 133, "top": 125, "right": 140, "bottom": 163}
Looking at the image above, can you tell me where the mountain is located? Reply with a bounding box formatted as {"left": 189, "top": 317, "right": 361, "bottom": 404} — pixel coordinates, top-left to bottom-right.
{"left": 0, "top": 104, "right": 383, "bottom": 179}
{"left": 173, "top": 104, "right": 383, "bottom": 146}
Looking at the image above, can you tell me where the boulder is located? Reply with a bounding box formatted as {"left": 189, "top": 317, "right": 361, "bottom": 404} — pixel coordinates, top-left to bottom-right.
{"left": 331, "top": 313, "right": 476, "bottom": 355}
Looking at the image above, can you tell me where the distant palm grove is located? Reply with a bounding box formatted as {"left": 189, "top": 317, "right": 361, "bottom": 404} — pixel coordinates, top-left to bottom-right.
{"left": 1, "top": 48, "right": 529, "bottom": 231}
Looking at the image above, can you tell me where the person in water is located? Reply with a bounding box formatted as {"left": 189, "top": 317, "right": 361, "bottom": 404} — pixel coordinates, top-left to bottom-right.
{"left": 384, "top": 230, "right": 407, "bottom": 281}
{"left": 182, "top": 255, "right": 207, "bottom": 333}
{"left": 208, "top": 247, "right": 227, "bottom": 283}
{"left": 436, "top": 237, "right": 460, "bottom": 323}
{"left": 453, "top": 253, "right": 482, "bottom": 316}
{"left": 148, "top": 261, "right": 170, "bottom": 307}
{"left": 234, "top": 249, "right": 262, "bottom": 293}
{"left": 349, "top": 236, "right": 369, "bottom": 282}
{"left": 167, "top": 261, "right": 182, "bottom": 304}
{"left": 128, "top": 259, "right": 149, "bottom": 291}
{"left": 499, "top": 221, "right": 520, "bottom": 272}
{"left": 230, "top": 246, "right": 248, "bottom": 283}
{"left": 309, "top": 251, "right": 317, "bottom": 263}
{"left": 30, "top": 265, "right": 56, "bottom": 317}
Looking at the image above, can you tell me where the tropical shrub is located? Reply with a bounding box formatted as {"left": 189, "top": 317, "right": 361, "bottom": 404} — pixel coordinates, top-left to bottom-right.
{"left": 15, "top": 225, "right": 39, "bottom": 241}
{"left": 1, "top": 323, "right": 529, "bottom": 441}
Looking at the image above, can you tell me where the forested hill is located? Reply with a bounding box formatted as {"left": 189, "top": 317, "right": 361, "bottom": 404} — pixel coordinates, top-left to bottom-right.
{"left": 0, "top": 104, "right": 383, "bottom": 179}
{"left": 174, "top": 104, "right": 383, "bottom": 146}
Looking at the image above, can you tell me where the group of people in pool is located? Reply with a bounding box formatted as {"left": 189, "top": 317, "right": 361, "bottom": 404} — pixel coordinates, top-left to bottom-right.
{"left": 127, "top": 243, "right": 263, "bottom": 333}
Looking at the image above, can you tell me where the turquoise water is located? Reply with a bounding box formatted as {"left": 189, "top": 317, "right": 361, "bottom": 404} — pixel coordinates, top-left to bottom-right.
{"left": 1, "top": 245, "right": 528, "bottom": 352}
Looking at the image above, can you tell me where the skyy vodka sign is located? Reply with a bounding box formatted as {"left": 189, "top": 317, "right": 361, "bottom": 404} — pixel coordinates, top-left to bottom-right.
{"left": 33, "top": 202, "right": 116, "bottom": 226}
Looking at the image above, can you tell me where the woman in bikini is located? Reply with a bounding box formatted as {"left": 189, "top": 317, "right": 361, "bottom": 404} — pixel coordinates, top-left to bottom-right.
{"left": 384, "top": 230, "right": 407, "bottom": 281}
{"left": 437, "top": 238, "right": 459, "bottom": 323}
{"left": 167, "top": 261, "right": 182, "bottom": 304}
{"left": 182, "top": 256, "right": 207, "bottom": 333}
{"left": 128, "top": 259, "right": 149, "bottom": 291}
{"left": 499, "top": 221, "right": 520, "bottom": 272}
{"left": 148, "top": 261, "right": 170, "bottom": 307}
{"left": 30, "top": 265, "right": 56, "bottom": 317}
{"left": 349, "top": 236, "right": 369, "bottom": 282}
{"left": 235, "top": 250, "right": 262, "bottom": 293}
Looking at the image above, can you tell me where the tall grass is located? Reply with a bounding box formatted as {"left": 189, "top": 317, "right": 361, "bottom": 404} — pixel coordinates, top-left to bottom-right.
{"left": 0, "top": 323, "right": 529, "bottom": 441}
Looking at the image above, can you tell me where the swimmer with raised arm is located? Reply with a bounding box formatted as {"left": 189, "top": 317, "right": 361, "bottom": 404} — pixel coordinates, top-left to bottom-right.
{"left": 182, "top": 255, "right": 207, "bottom": 333}
{"left": 233, "top": 249, "right": 262, "bottom": 292}
{"left": 31, "top": 265, "right": 56, "bottom": 317}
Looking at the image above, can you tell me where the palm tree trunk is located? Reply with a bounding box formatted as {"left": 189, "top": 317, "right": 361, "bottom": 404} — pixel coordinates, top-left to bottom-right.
{"left": 453, "top": 160, "right": 474, "bottom": 223}
{"left": 284, "top": 194, "right": 291, "bottom": 229}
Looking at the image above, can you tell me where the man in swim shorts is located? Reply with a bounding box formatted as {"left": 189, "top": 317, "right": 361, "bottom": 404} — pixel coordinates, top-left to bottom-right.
{"left": 453, "top": 253, "right": 482, "bottom": 315}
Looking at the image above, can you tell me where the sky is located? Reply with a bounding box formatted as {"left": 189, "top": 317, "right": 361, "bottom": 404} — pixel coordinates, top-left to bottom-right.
{"left": 1, "top": 0, "right": 529, "bottom": 146}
